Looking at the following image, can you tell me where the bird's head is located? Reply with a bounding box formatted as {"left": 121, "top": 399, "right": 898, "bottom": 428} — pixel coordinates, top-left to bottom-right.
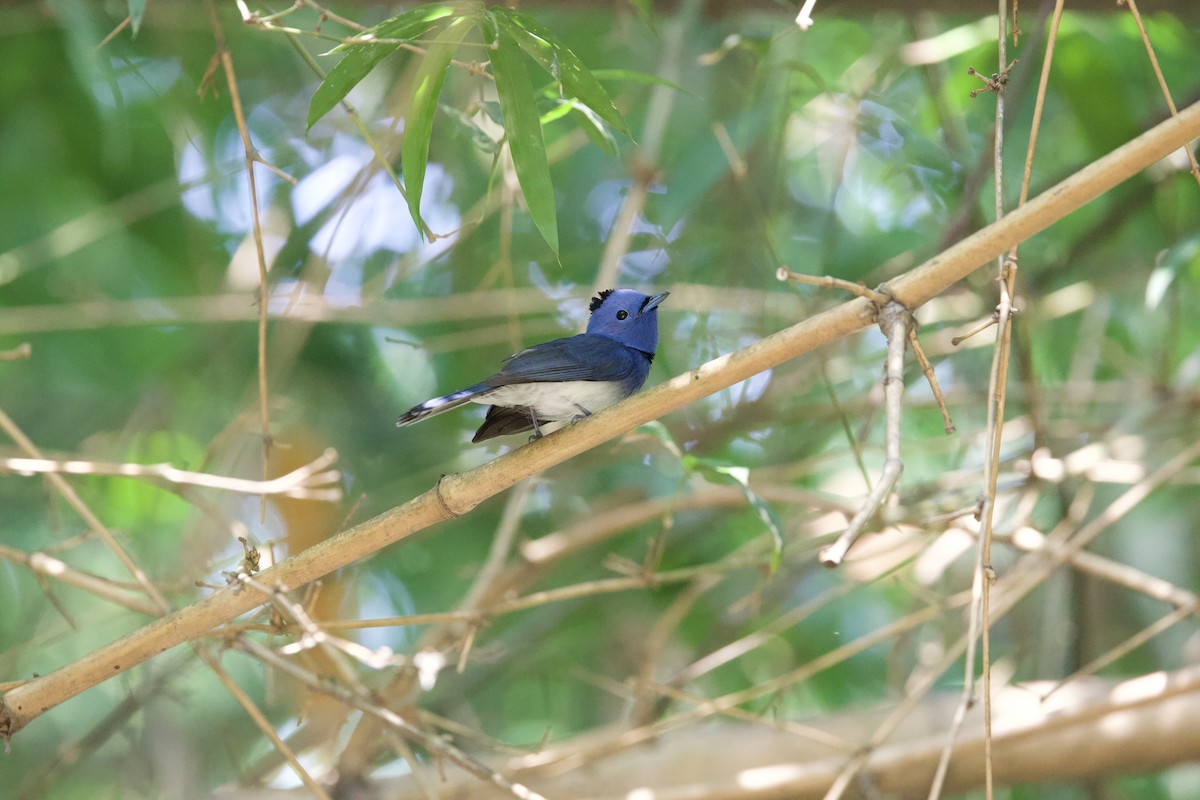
{"left": 585, "top": 288, "right": 669, "bottom": 354}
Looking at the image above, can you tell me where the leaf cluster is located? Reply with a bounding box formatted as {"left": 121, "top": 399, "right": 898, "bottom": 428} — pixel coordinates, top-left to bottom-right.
{"left": 309, "top": 2, "right": 631, "bottom": 255}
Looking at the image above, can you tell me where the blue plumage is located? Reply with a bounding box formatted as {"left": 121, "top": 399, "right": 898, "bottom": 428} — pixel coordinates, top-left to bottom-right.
{"left": 397, "top": 289, "right": 669, "bottom": 442}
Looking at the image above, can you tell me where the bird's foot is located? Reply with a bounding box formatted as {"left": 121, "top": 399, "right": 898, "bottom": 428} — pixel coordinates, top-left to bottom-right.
{"left": 571, "top": 404, "right": 593, "bottom": 423}
{"left": 527, "top": 431, "right": 544, "bottom": 443}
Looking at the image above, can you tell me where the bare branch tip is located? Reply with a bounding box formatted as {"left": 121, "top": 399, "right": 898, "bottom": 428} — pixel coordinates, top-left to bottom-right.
{"left": 818, "top": 549, "right": 842, "bottom": 569}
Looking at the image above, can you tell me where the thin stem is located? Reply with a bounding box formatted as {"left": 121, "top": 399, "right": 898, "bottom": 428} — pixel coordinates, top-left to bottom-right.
{"left": 233, "top": 637, "right": 548, "bottom": 800}
{"left": 205, "top": 0, "right": 273, "bottom": 512}
{"left": 1122, "top": 0, "right": 1200, "bottom": 185}
{"left": 1, "top": 449, "right": 342, "bottom": 501}
{"left": 819, "top": 302, "right": 909, "bottom": 567}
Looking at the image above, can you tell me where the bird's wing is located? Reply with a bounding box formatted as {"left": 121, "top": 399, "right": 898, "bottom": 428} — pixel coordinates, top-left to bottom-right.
{"left": 487, "top": 334, "right": 642, "bottom": 385}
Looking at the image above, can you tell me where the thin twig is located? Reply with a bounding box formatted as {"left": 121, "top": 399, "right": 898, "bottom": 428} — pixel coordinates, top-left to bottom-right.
{"left": 795, "top": 0, "right": 817, "bottom": 30}
{"left": 631, "top": 574, "right": 721, "bottom": 724}
{"left": 232, "top": 637, "right": 549, "bottom": 800}
{"left": 0, "top": 343, "right": 31, "bottom": 361}
{"left": 239, "top": 575, "right": 403, "bottom": 672}
{"left": 591, "top": 0, "right": 699, "bottom": 293}
{"left": 824, "top": 626, "right": 974, "bottom": 800}
{"left": 0, "top": 545, "right": 160, "bottom": 616}
{"left": 1121, "top": 0, "right": 1200, "bottom": 185}
{"left": 950, "top": 312, "right": 998, "bottom": 346}
{"left": 978, "top": 3, "right": 1013, "bottom": 794}
{"left": 777, "top": 266, "right": 953, "bottom": 435}
{"left": 931, "top": 4, "right": 1033, "bottom": 796}
{"left": 14, "top": 654, "right": 196, "bottom": 799}
{"left": 777, "top": 267, "right": 890, "bottom": 305}
{"left": 1046, "top": 603, "right": 1200, "bottom": 701}
{"left": 1003, "top": 527, "right": 1197, "bottom": 609}
{"left": 0, "top": 407, "right": 171, "bottom": 614}
{"left": 1, "top": 449, "right": 342, "bottom": 501}
{"left": 196, "top": 644, "right": 332, "bottom": 799}
{"left": 300, "top": 0, "right": 364, "bottom": 31}
{"left": 95, "top": 15, "right": 131, "bottom": 51}
{"left": 205, "top": 0, "right": 274, "bottom": 513}
{"left": 333, "top": 479, "right": 538, "bottom": 774}
{"left": 820, "top": 302, "right": 910, "bottom": 567}
{"left": 907, "top": 328, "right": 956, "bottom": 434}
{"left": 999, "top": 467, "right": 1200, "bottom": 705}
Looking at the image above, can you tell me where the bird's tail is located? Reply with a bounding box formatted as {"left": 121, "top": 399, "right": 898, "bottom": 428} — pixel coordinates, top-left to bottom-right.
{"left": 396, "top": 384, "right": 490, "bottom": 427}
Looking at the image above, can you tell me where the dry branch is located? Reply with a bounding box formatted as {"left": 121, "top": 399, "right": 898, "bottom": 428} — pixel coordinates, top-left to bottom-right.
{"left": 3, "top": 97, "right": 1200, "bottom": 743}
{"left": 819, "top": 301, "right": 911, "bottom": 567}
{"left": 0, "top": 449, "right": 342, "bottom": 501}
{"left": 265, "top": 664, "right": 1200, "bottom": 800}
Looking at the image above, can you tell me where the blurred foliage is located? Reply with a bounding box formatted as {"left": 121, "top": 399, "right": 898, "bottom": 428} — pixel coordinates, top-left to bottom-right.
{"left": 1, "top": 1, "right": 1199, "bottom": 798}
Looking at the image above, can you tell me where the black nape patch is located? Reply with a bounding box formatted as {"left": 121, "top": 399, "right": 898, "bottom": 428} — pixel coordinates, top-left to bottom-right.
{"left": 588, "top": 289, "right": 615, "bottom": 313}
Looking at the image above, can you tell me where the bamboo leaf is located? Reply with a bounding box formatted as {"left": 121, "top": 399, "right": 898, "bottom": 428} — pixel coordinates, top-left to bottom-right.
{"left": 491, "top": 7, "right": 630, "bottom": 138}
{"left": 567, "top": 102, "right": 618, "bottom": 157}
{"left": 440, "top": 105, "right": 498, "bottom": 154}
{"left": 589, "top": 68, "right": 693, "bottom": 98}
{"left": 486, "top": 15, "right": 559, "bottom": 255}
{"left": 627, "top": 0, "right": 656, "bottom": 32}
{"left": 128, "top": 0, "right": 146, "bottom": 36}
{"left": 402, "top": 14, "right": 476, "bottom": 238}
{"left": 307, "top": 3, "right": 459, "bottom": 130}
{"left": 685, "top": 456, "right": 786, "bottom": 574}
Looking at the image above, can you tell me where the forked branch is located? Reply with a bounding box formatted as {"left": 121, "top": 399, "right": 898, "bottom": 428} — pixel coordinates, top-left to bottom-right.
{"left": 819, "top": 301, "right": 912, "bottom": 568}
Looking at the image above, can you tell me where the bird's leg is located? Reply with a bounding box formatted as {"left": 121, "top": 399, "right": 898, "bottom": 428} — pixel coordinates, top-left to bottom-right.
{"left": 527, "top": 408, "right": 544, "bottom": 443}
{"left": 571, "top": 404, "right": 593, "bottom": 423}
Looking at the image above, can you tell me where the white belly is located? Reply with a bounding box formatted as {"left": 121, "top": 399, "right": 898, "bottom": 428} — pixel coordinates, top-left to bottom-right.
{"left": 475, "top": 381, "right": 626, "bottom": 420}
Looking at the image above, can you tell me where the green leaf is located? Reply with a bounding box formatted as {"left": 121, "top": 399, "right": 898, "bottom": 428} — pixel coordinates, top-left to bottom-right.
{"left": 626, "top": 0, "right": 655, "bottom": 32}
{"left": 636, "top": 420, "right": 682, "bottom": 456}
{"left": 538, "top": 98, "right": 618, "bottom": 157}
{"left": 1147, "top": 234, "right": 1200, "bottom": 310}
{"left": 307, "top": 3, "right": 460, "bottom": 130}
{"left": 569, "top": 103, "right": 618, "bottom": 157}
{"left": 685, "top": 456, "right": 786, "bottom": 574}
{"left": 402, "top": 14, "right": 476, "bottom": 238}
{"left": 486, "top": 15, "right": 559, "bottom": 255}
{"left": 491, "top": 7, "right": 631, "bottom": 138}
{"left": 102, "top": 431, "right": 204, "bottom": 532}
{"left": 477, "top": 100, "right": 504, "bottom": 127}
{"left": 441, "top": 104, "right": 498, "bottom": 153}
{"left": 128, "top": 0, "right": 146, "bottom": 36}
{"left": 589, "top": 68, "right": 694, "bottom": 98}
{"left": 328, "top": 3, "right": 464, "bottom": 52}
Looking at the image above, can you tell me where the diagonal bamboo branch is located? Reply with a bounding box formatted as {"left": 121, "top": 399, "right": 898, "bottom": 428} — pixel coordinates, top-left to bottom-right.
{"left": 3, "top": 98, "right": 1199, "bottom": 743}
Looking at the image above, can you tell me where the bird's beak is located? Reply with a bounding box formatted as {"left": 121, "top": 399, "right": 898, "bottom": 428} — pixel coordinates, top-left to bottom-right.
{"left": 639, "top": 291, "right": 669, "bottom": 315}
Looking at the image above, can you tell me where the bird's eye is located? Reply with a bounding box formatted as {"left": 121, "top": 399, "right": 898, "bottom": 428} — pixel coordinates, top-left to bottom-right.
{"left": 616, "top": 310, "right": 629, "bottom": 320}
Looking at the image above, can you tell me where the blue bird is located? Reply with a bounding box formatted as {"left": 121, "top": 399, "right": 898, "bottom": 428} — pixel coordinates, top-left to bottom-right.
{"left": 397, "top": 289, "right": 669, "bottom": 442}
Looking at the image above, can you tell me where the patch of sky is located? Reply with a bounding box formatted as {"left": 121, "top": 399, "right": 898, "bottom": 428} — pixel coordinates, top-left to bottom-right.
{"left": 372, "top": 326, "right": 437, "bottom": 410}
{"left": 585, "top": 179, "right": 675, "bottom": 283}
{"left": 291, "top": 132, "right": 462, "bottom": 295}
